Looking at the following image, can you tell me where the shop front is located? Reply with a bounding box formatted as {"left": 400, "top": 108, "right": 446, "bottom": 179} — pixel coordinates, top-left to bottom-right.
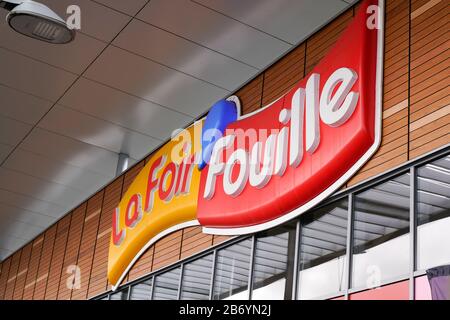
{"left": 0, "top": 0, "right": 448, "bottom": 301}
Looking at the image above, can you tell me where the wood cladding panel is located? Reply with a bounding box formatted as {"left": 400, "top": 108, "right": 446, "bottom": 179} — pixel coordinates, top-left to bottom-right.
{"left": 180, "top": 227, "right": 213, "bottom": 259}
{"left": 33, "top": 225, "right": 56, "bottom": 299}
{"left": 4, "top": 251, "right": 21, "bottom": 300}
{"left": 87, "top": 176, "right": 123, "bottom": 298}
{"left": 236, "top": 75, "right": 264, "bottom": 115}
{"left": 71, "top": 190, "right": 103, "bottom": 300}
{"left": 12, "top": 243, "right": 32, "bottom": 300}
{"left": 348, "top": 0, "right": 410, "bottom": 186}
{"left": 261, "top": 44, "right": 305, "bottom": 106}
{"left": 57, "top": 204, "right": 87, "bottom": 300}
{"left": 152, "top": 230, "right": 182, "bottom": 271}
{"left": 127, "top": 247, "right": 154, "bottom": 282}
{"left": 22, "top": 237, "right": 44, "bottom": 300}
{"left": 409, "top": 0, "right": 450, "bottom": 158}
{"left": 0, "top": 257, "right": 11, "bottom": 299}
{"left": 304, "top": 8, "right": 353, "bottom": 75}
{"left": 44, "top": 214, "right": 71, "bottom": 300}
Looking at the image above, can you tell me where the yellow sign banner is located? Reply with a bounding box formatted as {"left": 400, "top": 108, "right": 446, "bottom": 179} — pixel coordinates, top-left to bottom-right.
{"left": 108, "top": 122, "right": 202, "bottom": 289}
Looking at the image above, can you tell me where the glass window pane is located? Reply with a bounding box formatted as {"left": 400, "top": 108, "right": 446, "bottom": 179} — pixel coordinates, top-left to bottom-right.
{"left": 180, "top": 254, "right": 214, "bottom": 300}
{"left": 129, "top": 278, "right": 153, "bottom": 300}
{"left": 252, "top": 223, "right": 296, "bottom": 300}
{"left": 153, "top": 267, "right": 181, "bottom": 300}
{"left": 213, "top": 238, "right": 252, "bottom": 300}
{"left": 352, "top": 173, "right": 410, "bottom": 290}
{"left": 109, "top": 288, "right": 129, "bottom": 300}
{"left": 417, "top": 155, "right": 450, "bottom": 270}
{"left": 298, "top": 199, "right": 348, "bottom": 299}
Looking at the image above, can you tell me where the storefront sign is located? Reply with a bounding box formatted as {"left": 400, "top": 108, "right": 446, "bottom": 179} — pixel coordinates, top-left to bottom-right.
{"left": 108, "top": 0, "right": 384, "bottom": 289}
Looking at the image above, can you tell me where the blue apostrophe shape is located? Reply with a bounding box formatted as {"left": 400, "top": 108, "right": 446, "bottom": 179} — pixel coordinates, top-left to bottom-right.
{"left": 198, "top": 99, "right": 238, "bottom": 170}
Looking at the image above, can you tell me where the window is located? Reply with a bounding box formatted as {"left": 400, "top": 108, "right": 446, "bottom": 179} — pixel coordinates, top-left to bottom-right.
{"left": 109, "top": 288, "right": 129, "bottom": 300}
{"left": 252, "top": 224, "right": 296, "bottom": 300}
{"left": 180, "top": 254, "right": 214, "bottom": 300}
{"left": 212, "top": 239, "right": 252, "bottom": 300}
{"left": 153, "top": 267, "right": 181, "bottom": 300}
{"left": 351, "top": 173, "right": 410, "bottom": 290}
{"left": 130, "top": 278, "right": 153, "bottom": 300}
{"left": 416, "top": 155, "right": 450, "bottom": 270}
{"left": 298, "top": 199, "right": 348, "bottom": 299}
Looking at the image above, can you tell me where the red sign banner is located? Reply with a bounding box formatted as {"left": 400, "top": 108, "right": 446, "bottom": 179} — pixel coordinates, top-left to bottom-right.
{"left": 197, "top": 0, "right": 384, "bottom": 235}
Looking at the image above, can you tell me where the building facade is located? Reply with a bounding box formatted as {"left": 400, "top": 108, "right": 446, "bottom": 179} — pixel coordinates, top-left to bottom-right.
{"left": 0, "top": 0, "right": 449, "bottom": 300}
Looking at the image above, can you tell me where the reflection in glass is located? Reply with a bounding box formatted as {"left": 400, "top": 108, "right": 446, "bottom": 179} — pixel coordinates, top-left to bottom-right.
{"left": 352, "top": 174, "right": 410, "bottom": 290}
{"left": 298, "top": 199, "right": 348, "bottom": 299}
{"left": 129, "top": 278, "right": 152, "bottom": 300}
{"left": 252, "top": 224, "right": 295, "bottom": 300}
{"left": 181, "top": 254, "right": 214, "bottom": 300}
{"left": 213, "top": 239, "right": 252, "bottom": 300}
{"left": 417, "top": 155, "right": 450, "bottom": 270}
{"left": 153, "top": 267, "right": 181, "bottom": 300}
{"left": 109, "top": 288, "right": 129, "bottom": 300}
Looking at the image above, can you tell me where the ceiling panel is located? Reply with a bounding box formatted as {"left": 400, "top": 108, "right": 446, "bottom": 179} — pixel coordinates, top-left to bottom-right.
{"left": 0, "top": 10, "right": 106, "bottom": 75}
{"left": 0, "top": 167, "right": 84, "bottom": 208}
{"left": 3, "top": 149, "right": 111, "bottom": 193}
{"left": 193, "top": 0, "right": 349, "bottom": 44}
{"left": 113, "top": 19, "right": 259, "bottom": 91}
{"left": 0, "top": 249, "right": 12, "bottom": 261}
{"left": 38, "top": 105, "right": 162, "bottom": 160}
{"left": 84, "top": 46, "right": 229, "bottom": 116}
{"left": 0, "top": 216, "right": 45, "bottom": 240}
{"left": 19, "top": 128, "right": 120, "bottom": 177}
{"left": 0, "top": 188, "right": 66, "bottom": 218}
{"left": 0, "top": 144, "right": 13, "bottom": 163}
{"left": 137, "top": 0, "right": 292, "bottom": 69}
{"left": 0, "top": 84, "right": 53, "bottom": 125}
{"left": 37, "top": 0, "right": 130, "bottom": 42}
{"left": 0, "top": 235, "right": 28, "bottom": 256}
{"left": 0, "top": 203, "right": 56, "bottom": 229}
{"left": 59, "top": 77, "right": 193, "bottom": 140}
{"left": 94, "top": 0, "right": 149, "bottom": 16}
{"left": 0, "top": 116, "right": 32, "bottom": 146}
{"left": 0, "top": 48, "right": 77, "bottom": 101}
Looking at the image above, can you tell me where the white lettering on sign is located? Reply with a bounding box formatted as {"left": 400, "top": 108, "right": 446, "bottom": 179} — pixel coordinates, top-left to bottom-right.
{"left": 203, "top": 67, "right": 359, "bottom": 199}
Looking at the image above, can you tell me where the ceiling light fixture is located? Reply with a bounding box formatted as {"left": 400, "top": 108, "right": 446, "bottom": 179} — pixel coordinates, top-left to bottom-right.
{"left": 0, "top": 0, "right": 75, "bottom": 44}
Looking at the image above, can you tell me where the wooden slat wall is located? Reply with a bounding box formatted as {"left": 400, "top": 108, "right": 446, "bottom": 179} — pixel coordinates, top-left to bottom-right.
{"left": 0, "top": 257, "right": 11, "bottom": 299}
{"left": 349, "top": 0, "right": 410, "bottom": 185}
{"left": 32, "top": 225, "right": 56, "bottom": 299}
{"left": 87, "top": 176, "right": 123, "bottom": 298}
{"left": 57, "top": 204, "right": 87, "bottom": 300}
{"left": 1, "top": 0, "right": 448, "bottom": 300}
{"left": 12, "top": 243, "right": 32, "bottom": 300}
{"left": 180, "top": 227, "right": 213, "bottom": 260}
{"left": 71, "top": 190, "right": 104, "bottom": 300}
{"left": 22, "top": 236, "right": 44, "bottom": 300}
{"left": 44, "top": 213, "right": 72, "bottom": 300}
{"left": 409, "top": 0, "right": 450, "bottom": 158}
{"left": 3, "top": 251, "right": 21, "bottom": 300}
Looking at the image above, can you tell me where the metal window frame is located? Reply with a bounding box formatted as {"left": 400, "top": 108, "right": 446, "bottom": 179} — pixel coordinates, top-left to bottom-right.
{"left": 177, "top": 264, "right": 184, "bottom": 300}
{"left": 90, "top": 145, "right": 449, "bottom": 301}
{"left": 292, "top": 220, "right": 300, "bottom": 300}
{"left": 209, "top": 250, "right": 217, "bottom": 300}
{"left": 344, "top": 193, "right": 354, "bottom": 299}
{"left": 247, "top": 236, "right": 256, "bottom": 300}
{"left": 409, "top": 166, "right": 417, "bottom": 300}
